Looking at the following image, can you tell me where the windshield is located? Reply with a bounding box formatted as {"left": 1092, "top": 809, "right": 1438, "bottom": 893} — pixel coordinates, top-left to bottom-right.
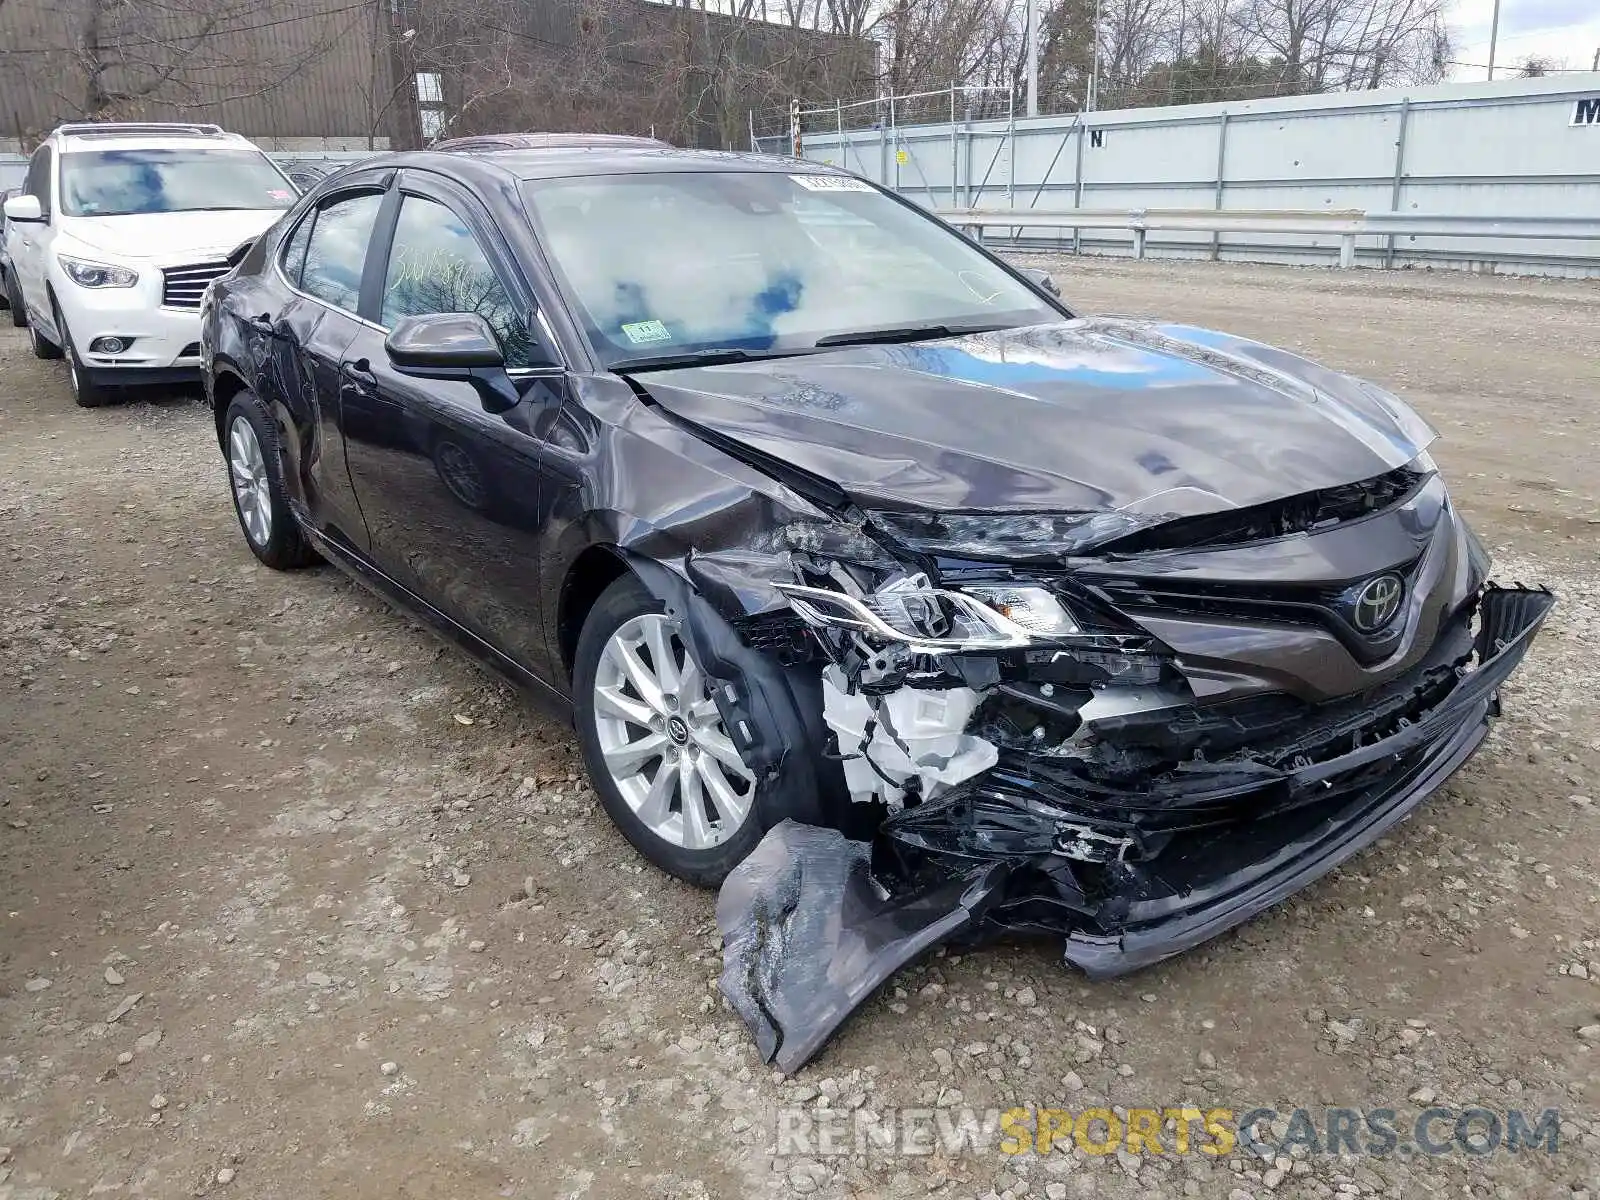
{"left": 521, "top": 170, "right": 1061, "bottom": 366}
{"left": 60, "top": 149, "right": 297, "bottom": 217}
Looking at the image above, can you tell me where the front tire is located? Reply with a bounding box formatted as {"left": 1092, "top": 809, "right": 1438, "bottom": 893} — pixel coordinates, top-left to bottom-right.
{"left": 223, "top": 390, "right": 320, "bottom": 570}
{"left": 574, "top": 575, "right": 766, "bottom": 886}
{"left": 57, "top": 305, "right": 112, "bottom": 408}
{"left": 29, "top": 310, "right": 61, "bottom": 359}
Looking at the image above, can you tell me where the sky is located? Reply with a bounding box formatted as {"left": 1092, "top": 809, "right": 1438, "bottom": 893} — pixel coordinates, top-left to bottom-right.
{"left": 1449, "top": 0, "right": 1600, "bottom": 78}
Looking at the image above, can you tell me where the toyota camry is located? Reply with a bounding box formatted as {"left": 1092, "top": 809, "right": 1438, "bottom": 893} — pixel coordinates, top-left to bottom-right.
{"left": 200, "top": 135, "right": 1552, "bottom": 1071}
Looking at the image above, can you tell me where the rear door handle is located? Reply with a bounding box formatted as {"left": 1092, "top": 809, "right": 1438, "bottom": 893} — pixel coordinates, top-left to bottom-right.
{"left": 340, "top": 358, "right": 377, "bottom": 388}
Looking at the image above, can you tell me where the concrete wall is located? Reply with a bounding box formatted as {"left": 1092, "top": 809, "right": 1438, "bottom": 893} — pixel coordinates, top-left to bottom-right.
{"left": 795, "top": 75, "right": 1600, "bottom": 276}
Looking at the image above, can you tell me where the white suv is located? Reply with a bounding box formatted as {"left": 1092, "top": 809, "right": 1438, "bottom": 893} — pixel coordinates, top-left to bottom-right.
{"left": 2, "top": 123, "right": 298, "bottom": 407}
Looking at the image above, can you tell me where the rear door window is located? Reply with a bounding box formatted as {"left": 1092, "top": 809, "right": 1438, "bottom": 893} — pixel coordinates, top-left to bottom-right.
{"left": 300, "top": 192, "right": 383, "bottom": 313}
{"left": 279, "top": 212, "right": 315, "bottom": 288}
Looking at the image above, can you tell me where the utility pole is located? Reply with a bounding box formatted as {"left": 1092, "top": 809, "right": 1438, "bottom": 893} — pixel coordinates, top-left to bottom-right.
{"left": 1171, "top": 0, "right": 1186, "bottom": 104}
{"left": 1592, "top": 46, "right": 1599, "bottom": 72}
{"left": 1486, "top": 0, "right": 1501, "bottom": 80}
{"left": 1088, "top": 0, "right": 1104, "bottom": 111}
{"left": 1026, "top": 0, "right": 1039, "bottom": 117}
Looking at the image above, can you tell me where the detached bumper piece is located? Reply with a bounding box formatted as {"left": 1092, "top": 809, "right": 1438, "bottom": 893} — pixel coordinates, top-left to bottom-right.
{"left": 717, "top": 586, "right": 1552, "bottom": 1072}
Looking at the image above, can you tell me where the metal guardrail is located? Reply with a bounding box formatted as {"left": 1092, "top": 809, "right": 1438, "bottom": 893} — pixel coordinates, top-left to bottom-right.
{"left": 943, "top": 207, "right": 1600, "bottom": 268}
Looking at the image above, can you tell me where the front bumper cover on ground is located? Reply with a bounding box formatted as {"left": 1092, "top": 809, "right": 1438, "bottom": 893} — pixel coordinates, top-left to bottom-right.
{"left": 717, "top": 586, "right": 1553, "bottom": 1074}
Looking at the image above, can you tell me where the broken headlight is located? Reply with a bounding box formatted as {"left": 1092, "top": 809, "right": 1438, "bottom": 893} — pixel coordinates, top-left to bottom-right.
{"left": 775, "top": 575, "right": 1084, "bottom": 652}
{"left": 865, "top": 509, "right": 1156, "bottom": 560}
{"left": 962, "top": 585, "right": 1082, "bottom": 637}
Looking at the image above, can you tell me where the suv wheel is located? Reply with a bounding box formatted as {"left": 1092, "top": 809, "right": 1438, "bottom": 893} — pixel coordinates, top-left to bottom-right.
{"left": 29, "top": 311, "right": 62, "bottom": 359}
{"left": 574, "top": 575, "right": 766, "bottom": 886}
{"left": 56, "top": 306, "right": 112, "bottom": 408}
{"left": 2, "top": 270, "right": 23, "bottom": 327}
{"left": 224, "top": 390, "right": 320, "bottom": 570}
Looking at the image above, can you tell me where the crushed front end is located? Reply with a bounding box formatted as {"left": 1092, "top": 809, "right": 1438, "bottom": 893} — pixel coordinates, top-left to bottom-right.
{"left": 715, "top": 460, "right": 1554, "bottom": 1072}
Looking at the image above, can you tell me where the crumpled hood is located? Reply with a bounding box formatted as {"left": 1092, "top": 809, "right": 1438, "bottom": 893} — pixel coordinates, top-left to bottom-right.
{"left": 58, "top": 209, "right": 285, "bottom": 263}
{"left": 635, "top": 318, "right": 1435, "bottom": 515}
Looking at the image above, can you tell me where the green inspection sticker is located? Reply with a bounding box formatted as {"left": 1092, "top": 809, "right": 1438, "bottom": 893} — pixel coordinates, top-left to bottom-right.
{"left": 621, "top": 320, "right": 672, "bottom": 345}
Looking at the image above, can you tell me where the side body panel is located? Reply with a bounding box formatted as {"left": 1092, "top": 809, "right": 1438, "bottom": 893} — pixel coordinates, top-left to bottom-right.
{"left": 9, "top": 146, "right": 51, "bottom": 318}
{"left": 341, "top": 321, "right": 569, "bottom": 680}
{"left": 336, "top": 168, "right": 574, "bottom": 684}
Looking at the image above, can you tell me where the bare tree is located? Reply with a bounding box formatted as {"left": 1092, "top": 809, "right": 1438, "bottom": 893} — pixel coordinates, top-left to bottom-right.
{"left": 760, "top": 0, "right": 1452, "bottom": 126}
{"left": 1, "top": 0, "right": 360, "bottom": 133}
{"left": 402, "top": 0, "right": 870, "bottom": 150}
{"left": 1513, "top": 53, "right": 1564, "bottom": 78}
{"left": 1226, "top": 0, "right": 1449, "bottom": 92}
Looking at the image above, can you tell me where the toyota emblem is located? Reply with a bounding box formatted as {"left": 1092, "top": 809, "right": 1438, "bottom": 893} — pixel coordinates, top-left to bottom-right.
{"left": 1349, "top": 573, "right": 1405, "bottom": 633}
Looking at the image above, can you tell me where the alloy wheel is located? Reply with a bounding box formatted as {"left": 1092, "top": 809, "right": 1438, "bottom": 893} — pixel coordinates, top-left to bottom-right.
{"left": 591, "top": 613, "right": 755, "bottom": 850}
{"left": 228, "top": 416, "right": 274, "bottom": 547}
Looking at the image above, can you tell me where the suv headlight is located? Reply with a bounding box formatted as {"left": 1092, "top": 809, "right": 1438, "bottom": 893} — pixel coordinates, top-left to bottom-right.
{"left": 59, "top": 255, "right": 138, "bottom": 289}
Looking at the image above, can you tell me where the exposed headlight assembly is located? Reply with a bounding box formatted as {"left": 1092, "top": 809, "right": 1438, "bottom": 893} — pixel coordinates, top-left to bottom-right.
{"left": 58, "top": 255, "right": 138, "bottom": 288}
{"left": 775, "top": 575, "right": 1082, "bottom": 652}
{"left": 866, "top": 509, "right": 1155, "bottom": 560}
{"left": 961, "top": 584, "right": 1083, "bottom": 637}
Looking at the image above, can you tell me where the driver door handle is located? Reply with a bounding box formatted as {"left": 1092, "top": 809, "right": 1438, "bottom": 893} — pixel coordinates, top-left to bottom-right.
{"left": 340, "top": 358, "right": 377, "bottom": 389}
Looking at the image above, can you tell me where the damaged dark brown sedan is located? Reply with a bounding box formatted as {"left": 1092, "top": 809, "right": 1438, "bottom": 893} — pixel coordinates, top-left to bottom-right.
{"left": 199, "top": 136, "right": 1552, "bottom": 1075}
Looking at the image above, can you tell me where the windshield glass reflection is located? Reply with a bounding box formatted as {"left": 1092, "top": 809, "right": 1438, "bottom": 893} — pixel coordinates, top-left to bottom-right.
{"left": 522, "top": 170, "right": 1060, "bottom": 365}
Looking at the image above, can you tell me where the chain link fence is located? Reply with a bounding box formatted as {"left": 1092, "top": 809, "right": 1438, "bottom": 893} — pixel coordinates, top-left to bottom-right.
{"left": 750, "top": 86, "right": 1014, "bottom": 161}
{"left": 750, "top": 85, "right": 1021, "bottom": 209}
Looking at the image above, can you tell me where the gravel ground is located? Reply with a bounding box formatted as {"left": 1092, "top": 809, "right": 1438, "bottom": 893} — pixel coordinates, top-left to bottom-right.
{"left": 1, "top": 257, "right": 1598, "bottom": 1200}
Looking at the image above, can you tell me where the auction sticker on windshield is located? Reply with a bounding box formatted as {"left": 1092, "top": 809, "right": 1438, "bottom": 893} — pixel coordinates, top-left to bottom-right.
{"left": 621, "top": 319, "right": 672, "bottom": 345}
{"left": 791, "top": 175, "right": 874, "bottom": 192}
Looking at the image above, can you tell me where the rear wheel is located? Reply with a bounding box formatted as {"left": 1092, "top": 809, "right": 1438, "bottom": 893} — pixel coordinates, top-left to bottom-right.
{"left": 574, "top": 575, "right": 766, "bottom": 886}
{"left": 223, "top": 390, "right": 321, "bottom": 570}
{"left": 2, "top": 269, "right": 23, "bottom": 326}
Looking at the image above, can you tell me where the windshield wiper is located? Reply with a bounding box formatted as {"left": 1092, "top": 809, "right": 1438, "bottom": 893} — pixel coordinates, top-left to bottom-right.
{"left": 613, "top": 347, "right": 811, "bottom": 373}
{"left": 813, "top": 321, "right": 1012, "bottom": 348}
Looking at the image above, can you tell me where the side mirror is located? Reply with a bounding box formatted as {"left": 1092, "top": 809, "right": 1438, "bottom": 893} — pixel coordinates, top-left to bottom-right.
{"left": 1019, "top": 266, "right": 1061, "bottom": 298}
{"left": 3, "top": 194, "right": 44, "bottom": 223}
{"left": 386, "top": 312, "right": 506, "bottom": 369}
{"left": 385, "top": 312, "right": 519, "bottom": 413}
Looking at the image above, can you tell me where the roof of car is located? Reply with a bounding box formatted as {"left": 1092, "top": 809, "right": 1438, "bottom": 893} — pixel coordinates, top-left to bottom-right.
{"left": 433, "top": 133, "right": 671, "bottom": 153}
{"left": 404, "top": 142, "right": 853, "bottom": 183}
{"left": 51, "top": 122, "right": 262, "bottom": 153}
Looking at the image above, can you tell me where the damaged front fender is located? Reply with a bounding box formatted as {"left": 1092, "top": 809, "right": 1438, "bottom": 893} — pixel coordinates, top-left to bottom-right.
{"left": 716, "top": 821, "right": 1008, "bottom": 1073}
{"left": 621, "top": 551, "right": 842, "bottom": 831}
{"left": 716, "top": 586, "right": 1553, "bottom": 1073}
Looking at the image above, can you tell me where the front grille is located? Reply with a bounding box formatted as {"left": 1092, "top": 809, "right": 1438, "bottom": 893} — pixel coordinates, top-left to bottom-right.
{"left": 1092, "top": 563, "right": 1422, "bottom": 664}
{"left": 161, "top": 261, "right": 230, "bottom": 309}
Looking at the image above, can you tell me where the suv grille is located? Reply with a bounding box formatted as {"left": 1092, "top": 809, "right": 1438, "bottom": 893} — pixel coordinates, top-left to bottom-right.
{"left": 161, "top": 261, "right": 230, "bottom": 309}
